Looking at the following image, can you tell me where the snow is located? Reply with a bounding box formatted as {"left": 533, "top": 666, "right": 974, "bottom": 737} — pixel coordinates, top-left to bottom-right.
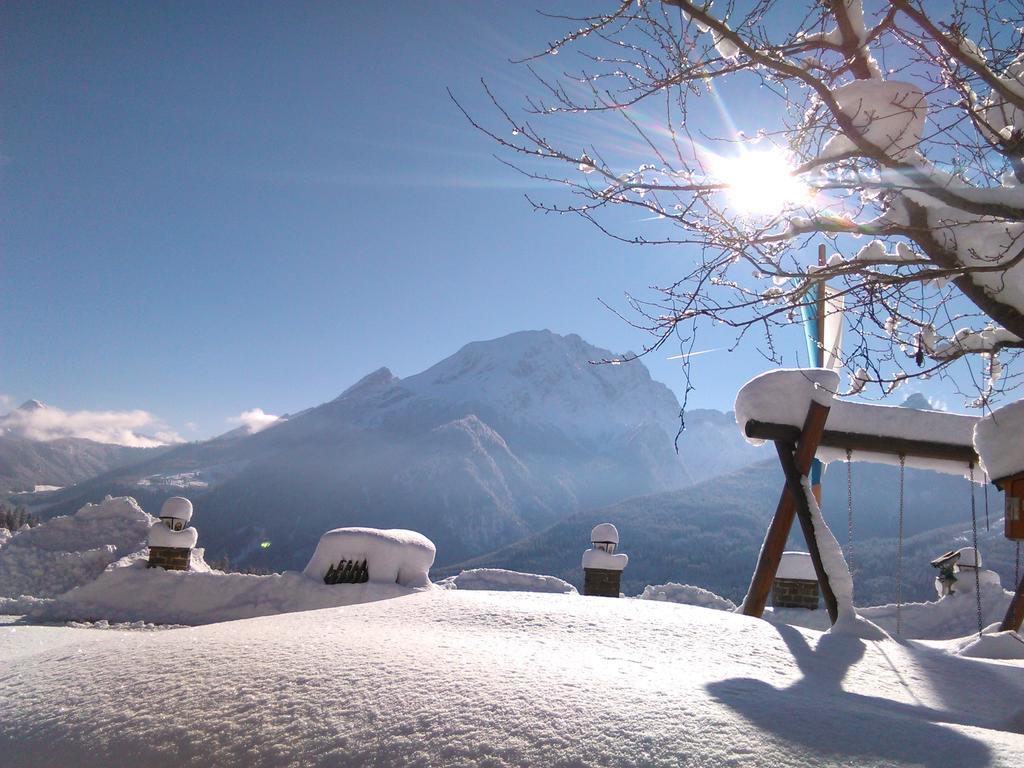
{"left": 777, "top": 551, "right": 817, "bottom": 580}
{"left": 956, "top": 630, "right": 1024, "bottom": 660}
{"left": 2, "top": 590, "right": 1022, "bottom": 767}
{"left": 820, "top": 80, "right": 927, "bottom": 160}
{"left": 159, "top": 495, "right": 193, "bottom": 523}
{"left": 302, "top": 527, "right": 435, "bottom": 588}
{"left": 774, "top": 568, "right": 1015, "bottom": 641}
{"left": 735, "top": 368, "right": 980, "bottom": 475}
{"left": 974, "top": 398, "right": 1024, "bottom": 481}
{"left": 436, "top": 568, "right": 577, "bottom": 594}
{"left": 800, "top": 476, "right": 887, "bottom": 639}
{"left": 582, "top": 548, "right": 628, "bottom": 571}
{"left": 590, "top": 522, "right": 619, "bottom": 544}
{"left": 22, "top": 554, "right": 417, "bottom": 625}
{"left": 0, "top": 496, "right": 152, "bottom": 599}
{"left": 733, "top": 368, "right": 839, "bottom": 444}
{"left": 147, "top": 522, "right": 198, "bottom": 549}
{"left": 637, "top": 582, "right": 736, "bottom": 611}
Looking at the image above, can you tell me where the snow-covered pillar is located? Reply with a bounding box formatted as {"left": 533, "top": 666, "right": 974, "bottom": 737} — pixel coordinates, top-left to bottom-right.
{"left": 582, "top": 523, "right": 628, "bottom": 598}
{"left": 147, "top": 497, "right": 198, "bottom": 571}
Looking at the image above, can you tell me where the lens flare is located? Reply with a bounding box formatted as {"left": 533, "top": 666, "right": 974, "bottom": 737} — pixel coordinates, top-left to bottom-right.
{"left": 711, "top": 148, "right": 810, "bottom": 216}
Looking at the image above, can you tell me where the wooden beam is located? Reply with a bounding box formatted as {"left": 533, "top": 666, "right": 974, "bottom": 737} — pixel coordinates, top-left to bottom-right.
{"left": 741, "top": 400, "right": 831, "bottom": 618}
{"left": 745, "top": 420, "right": 979, "bottom": 465}
{"left": 776, "top": 440, "right": 840, "bottom": 624}
{"left": 999, "top": 572, "right": 1024, "bottom": 633}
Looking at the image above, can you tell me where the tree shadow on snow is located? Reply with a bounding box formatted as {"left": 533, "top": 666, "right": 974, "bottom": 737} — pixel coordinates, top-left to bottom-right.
{"left": 705, "top": 624, "right": 992, "bottom": 767}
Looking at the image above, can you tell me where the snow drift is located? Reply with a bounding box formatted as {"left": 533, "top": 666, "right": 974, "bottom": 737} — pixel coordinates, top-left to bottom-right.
{"left": 2, "top": 590, "right": 1022, "bottom": 767}
{"left": 436, "top": 568, "right": 577, "bottom": 594}
{"left": 0, "top": 496, "right": 152, "bottom": 599}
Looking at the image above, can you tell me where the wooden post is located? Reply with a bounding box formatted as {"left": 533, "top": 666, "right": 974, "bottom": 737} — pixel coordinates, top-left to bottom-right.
{"left": 741, "top": 399, "right": 831, "bottom": 617}
{"left": 776, "top": 441, "right": 840, "bottom": 624}
{"left": 998, "top": 573, "right": 1024, "bottom": 632}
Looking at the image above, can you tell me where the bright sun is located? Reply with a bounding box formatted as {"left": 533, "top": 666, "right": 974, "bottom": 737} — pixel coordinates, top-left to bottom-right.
{"left": 711, "top": 148, "right": 810, "bottom": 216}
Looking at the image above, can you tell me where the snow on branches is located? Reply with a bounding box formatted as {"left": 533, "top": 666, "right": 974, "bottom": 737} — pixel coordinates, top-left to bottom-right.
{"left": 463, "top": 0, "right": 1024, "bottom": 406}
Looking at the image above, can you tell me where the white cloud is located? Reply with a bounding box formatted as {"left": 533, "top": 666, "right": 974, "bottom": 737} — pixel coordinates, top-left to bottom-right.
{"left": 0, "top": 403, "right": 183, "bottom": 447}
{"left": 229, "top": 408, "right": 280, "bottom": 434}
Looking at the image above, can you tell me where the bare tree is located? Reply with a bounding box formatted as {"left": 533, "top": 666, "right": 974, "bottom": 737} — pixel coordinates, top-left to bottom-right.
{"left": 461, "top": 0, "right": 1024, "bottom": 407}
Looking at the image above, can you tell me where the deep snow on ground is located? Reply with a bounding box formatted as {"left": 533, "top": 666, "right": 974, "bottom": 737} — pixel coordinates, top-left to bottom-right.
{"left": 0, "top": 496, "right": 152, "bottom": 598}
{"left": 2, "top": 590, "right": 1022, "bottom": 768}
{"left": 436, "top": 567, "right": 577, "bottom": 594}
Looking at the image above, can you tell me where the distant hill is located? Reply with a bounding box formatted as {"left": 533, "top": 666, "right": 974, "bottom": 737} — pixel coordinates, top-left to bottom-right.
{"left": 444, "top": 459, "right": 1020, "bottom": 606}
{"left": 36, "top": 331, "right": 766, "bottom": 571}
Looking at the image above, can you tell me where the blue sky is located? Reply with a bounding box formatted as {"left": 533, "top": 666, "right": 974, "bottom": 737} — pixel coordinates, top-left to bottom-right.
{"left": 2, "top": 2, "right": 965, "bottom": 440}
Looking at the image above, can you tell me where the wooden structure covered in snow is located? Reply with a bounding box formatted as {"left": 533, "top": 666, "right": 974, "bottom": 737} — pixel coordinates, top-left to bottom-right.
{"left": 734, "top": 369, "right": 1024, "bottom": 633}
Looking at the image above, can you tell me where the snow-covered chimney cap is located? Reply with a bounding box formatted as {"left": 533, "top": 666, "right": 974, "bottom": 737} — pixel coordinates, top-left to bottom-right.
{"left": 958, "top": 546, "right": 982, "bottom": 568}
{"left": 160, "top": 496, "right": 193, "bottom": 523}
{"left": 590, "top": 523, "right": 619, "bottom": 545}
{"left": 777, "top": 551, "right": 816, "bottom": 580}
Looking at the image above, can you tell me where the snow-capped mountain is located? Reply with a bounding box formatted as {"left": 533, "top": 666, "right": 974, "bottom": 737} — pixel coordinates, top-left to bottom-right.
{"left": 0, "top": 401, "right": 167, "bottom": 494}
{"left": 39, "top": 331, "right": 764, "bottom": 570}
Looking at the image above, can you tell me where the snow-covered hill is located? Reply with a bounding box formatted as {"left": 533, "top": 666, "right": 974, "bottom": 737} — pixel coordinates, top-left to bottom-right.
{"left": 0, "top": 401, "right": 172, "bottom": 494}
{"left": 39, "top": 331, "right": 758, "bottom": 571}
{"left": 2, "top": 590, "right": 1021, "bottom": 767}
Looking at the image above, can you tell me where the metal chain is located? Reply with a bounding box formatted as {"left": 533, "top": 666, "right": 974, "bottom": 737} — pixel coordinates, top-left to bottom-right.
{"left": 846, "top": 448, "right": 854, "bottom": 577}
{"left": 984, "top": 477, "right": 990, "bottom": 532}
{"left": 897, "top": 454, "right": 905, "bottom": 636}
{"left": 970, "top": 463, "right": 984, "bottom": 638}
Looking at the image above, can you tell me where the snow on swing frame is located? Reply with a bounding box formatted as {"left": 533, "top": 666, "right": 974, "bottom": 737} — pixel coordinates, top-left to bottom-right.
{"left": 734, "top": 368, "right": 982, "bottom": 478}
{"left": 734, "top": 368, "right": 1024, "bottom": 636}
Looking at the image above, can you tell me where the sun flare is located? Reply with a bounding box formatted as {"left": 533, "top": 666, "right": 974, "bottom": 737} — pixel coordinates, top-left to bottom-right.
{"left": 711, "top": 149, "right": 810, "bottom": 216}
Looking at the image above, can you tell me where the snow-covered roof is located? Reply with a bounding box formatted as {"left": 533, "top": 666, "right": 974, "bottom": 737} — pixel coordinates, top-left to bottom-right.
{"left": 776, "top": 551, "right": 817, "bottom": 581}
{"left": 590, "top": 523, "right": 619, "bottom": 544}
{"left": 159, "top": 496, "right": 193, "bottom": 523}
{"left": 303, "top": 527, "right": 435, "bottom": 588}
{"left": 734, "top": 368, "right": 981, "bottom": 476}
{"left": 973, "top": 398, "right": 1024, "bottom": 481}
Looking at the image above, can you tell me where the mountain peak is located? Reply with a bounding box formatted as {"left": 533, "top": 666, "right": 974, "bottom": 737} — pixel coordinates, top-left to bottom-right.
{"left": 337, "top": 367, "right": 399, "bottom": 400}
{"left": 18, "top": 399, "right": 47, "bottom": 412}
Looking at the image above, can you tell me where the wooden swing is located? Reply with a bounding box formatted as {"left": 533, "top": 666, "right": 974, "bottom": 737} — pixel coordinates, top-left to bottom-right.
{"left": 740, "top": 395, "right": 1024, "bottom": 634}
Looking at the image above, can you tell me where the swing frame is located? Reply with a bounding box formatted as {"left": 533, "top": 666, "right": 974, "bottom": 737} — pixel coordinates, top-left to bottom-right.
{"left": 740, "top": 398, "right": 1024, "bottom": 634}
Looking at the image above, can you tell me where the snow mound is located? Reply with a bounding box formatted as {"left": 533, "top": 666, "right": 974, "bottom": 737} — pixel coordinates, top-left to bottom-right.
{"left": 774, "top": 569, "right": 1015, "bottom": 640}
{"left": 147, "top": 522, "right": 198, "bottom": 549}
{"left": 581, "top": 548, "right": 628, "bottom": 571}
{"left": 25, "top": 556, "right": 418, "bottom": 625}
{"left": 637, "top": 582, "right": 736, "bottom": 611}
{"left": 0, "top": 496, "right": 153, "bottom": 598}
{"left": 956, "top": 630, "right": 1024, "bottom": 660}
{"left": 436, "top": 568, "right": 577, "bottom": 594}
{"left": 974, "top": 399, "right": 1024, "bottom": 480}
{"left": 3, "top": 590, "right": 1023, "bottom": 768}
{"left": 303, "top": 527, "right": 435, "bottom": 588}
